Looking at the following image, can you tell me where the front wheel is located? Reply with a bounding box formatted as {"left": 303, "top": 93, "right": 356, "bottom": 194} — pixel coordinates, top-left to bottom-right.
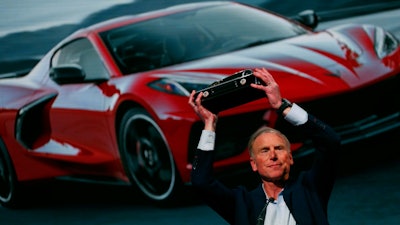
{"left": 0, "top": 138, "right": 20, "bottom": 208}
{"left": 118, "top": 108, "right": 179, "bottom": 202}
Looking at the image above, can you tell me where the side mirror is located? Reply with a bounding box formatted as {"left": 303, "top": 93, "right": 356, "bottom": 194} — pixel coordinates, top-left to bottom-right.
{"left": 50, "top": 64, "right": 86, "bottom": 84}
{"left": 294, "top": 10, "right": 319, "bottom": 30}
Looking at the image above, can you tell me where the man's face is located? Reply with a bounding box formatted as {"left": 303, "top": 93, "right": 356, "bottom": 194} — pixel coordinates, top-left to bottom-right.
{"left": 250, "top": 132, "right": 293, "bottom": 182}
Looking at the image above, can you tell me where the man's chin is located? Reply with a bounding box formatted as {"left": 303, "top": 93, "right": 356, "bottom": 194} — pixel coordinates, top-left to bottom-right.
{"left": 264, "top": 171, "right": 290, "bottom": 183}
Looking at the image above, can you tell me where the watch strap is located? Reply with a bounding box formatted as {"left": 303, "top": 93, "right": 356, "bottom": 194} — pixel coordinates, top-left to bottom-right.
{"left": 277, "top": 98, "right": 292, "bottom": 115}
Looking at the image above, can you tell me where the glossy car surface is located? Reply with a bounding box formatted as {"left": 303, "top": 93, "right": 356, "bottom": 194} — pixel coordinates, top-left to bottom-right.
{"left": 1, "top": 1, "right": 400, "bottom": 208}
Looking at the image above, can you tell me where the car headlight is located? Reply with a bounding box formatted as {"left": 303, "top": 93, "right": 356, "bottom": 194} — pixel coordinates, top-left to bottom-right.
{"left": 148, "top": 78, "right": 212, "bottom": 96}
{"left": 374, "top": 26, "right": 399, "bottom": 59}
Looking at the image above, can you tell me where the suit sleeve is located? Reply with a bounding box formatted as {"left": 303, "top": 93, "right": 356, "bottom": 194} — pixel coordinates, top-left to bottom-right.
{"left": 300, "top": 114, "right": 341, "bottom": 210}
{"left": 191, "top": 149, "right": 237, "bottom": 224}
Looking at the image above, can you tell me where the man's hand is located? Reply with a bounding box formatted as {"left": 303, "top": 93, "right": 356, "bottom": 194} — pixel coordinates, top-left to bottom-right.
{"left": 251, "top": 68, "right": 284, "bottom": 110}
{"left": 189, "top": 90, "right": 218, "bottom": 131}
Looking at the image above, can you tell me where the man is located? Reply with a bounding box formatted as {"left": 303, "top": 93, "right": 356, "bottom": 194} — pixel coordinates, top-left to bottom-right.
{"left": 188, "top": 68, "right": 341, "bottom": 225}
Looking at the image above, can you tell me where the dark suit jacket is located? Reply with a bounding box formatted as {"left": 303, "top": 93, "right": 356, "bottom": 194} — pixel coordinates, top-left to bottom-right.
{"left": 191, "top": 115, "right": 341, "bottom": 225}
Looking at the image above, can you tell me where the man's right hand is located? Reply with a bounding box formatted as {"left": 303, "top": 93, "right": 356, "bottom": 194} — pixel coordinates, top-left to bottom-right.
{"left": 189, "top": 90, "right": 218, "bottom": 131}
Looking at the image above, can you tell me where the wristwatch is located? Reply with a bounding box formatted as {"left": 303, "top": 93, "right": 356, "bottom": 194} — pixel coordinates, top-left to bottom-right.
{"left": 277, "top": 98, "right": 292, "bottom": 115}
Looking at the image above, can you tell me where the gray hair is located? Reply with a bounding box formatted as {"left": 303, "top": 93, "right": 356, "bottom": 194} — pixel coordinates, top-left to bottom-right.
{"left": 247, "top": 126, "right": 291, "bottom": 157}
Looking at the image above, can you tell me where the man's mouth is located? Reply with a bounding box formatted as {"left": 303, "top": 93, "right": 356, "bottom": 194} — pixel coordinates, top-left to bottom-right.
{"left": 268, "top": 163, "right": 281, "bottom": 168}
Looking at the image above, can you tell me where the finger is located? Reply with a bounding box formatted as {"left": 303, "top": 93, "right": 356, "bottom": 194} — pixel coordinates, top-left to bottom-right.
{"left": 189, "top": 90, "right": 199, "bottom": 109}
{"left": 261, "top": 68, "right": 277, "bottom": 84}
{"left": 188, "top": 90, "right": 195, "bottom": 105}
{"left": 253, "top": 70, "right": 269, "bottom": 88}
{"left": 250, "top": 82, "right": 266, "bottom": 91}
{"left": 257, "top": 68, "right": 277, "bottom": 88}
{"left": 253, "top": 68, "right": 269, "bottom": 85}
{"left": 195, "top": 91, "right": 203, "bottom": 106}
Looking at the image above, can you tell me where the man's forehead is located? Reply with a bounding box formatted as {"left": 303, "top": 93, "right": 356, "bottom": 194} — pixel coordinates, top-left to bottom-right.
{"left": 254, "top": 132, "right": 286, "bottom": 144}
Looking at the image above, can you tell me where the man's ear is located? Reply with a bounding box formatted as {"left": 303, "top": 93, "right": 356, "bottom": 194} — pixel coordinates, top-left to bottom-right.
{"left": 289, "top": 152, "right": 294, "bottom": 165}
{"left": 250, "top": 157, "right": 258, "bottom": 172}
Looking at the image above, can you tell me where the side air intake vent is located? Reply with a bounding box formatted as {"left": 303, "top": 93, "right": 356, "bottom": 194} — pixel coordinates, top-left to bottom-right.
{"left": 15, "top": 93, "right": 57, "bottom": 149}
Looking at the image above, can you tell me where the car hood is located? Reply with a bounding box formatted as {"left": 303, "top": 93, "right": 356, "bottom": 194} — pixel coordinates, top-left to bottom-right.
{"left": 159, "top": 28, "right": 397, "bottom": 102}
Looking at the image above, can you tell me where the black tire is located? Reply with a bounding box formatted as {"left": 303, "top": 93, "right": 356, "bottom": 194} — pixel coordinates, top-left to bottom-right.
{"left": 118, "top": 108, "right": 179, "bottom": 203}
{"left": 0, "top": 138, "right": 20, "bottom": 208}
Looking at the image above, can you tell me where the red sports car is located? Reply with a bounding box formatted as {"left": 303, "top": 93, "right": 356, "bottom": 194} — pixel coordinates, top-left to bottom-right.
{"left": 1, "top": 1, "right": 399, "bottom": 208}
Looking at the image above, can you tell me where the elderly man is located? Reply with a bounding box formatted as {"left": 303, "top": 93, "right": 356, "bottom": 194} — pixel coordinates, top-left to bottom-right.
{"left": 189, "top": 68, "right": 341, "bottom": 225}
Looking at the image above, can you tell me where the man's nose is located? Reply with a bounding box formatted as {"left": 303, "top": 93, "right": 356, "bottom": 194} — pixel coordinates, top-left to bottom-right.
{"left": 269, "top": 149, "right": 278, "bottom": 160}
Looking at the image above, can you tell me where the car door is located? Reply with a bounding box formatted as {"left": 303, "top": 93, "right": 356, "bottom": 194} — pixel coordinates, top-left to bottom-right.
{"left": 40, "top": 38, "right": 120, "bottom": 166}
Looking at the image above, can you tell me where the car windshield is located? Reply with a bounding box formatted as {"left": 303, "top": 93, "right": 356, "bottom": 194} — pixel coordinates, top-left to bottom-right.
{"left": 100, "top": 3, "right": 307, "bottom": 74}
